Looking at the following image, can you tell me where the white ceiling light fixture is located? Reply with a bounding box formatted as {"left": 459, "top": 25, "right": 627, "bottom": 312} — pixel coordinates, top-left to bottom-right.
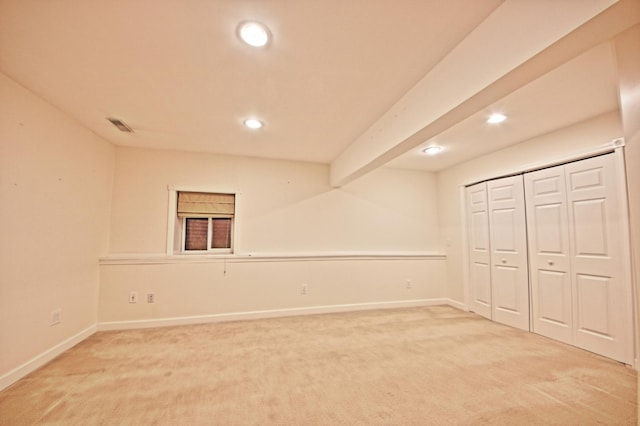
{"left": 237, "top": 21, "right": 271, "bottom": 47}
{"left": 244, "top": 118, "right": 264, "bottom": 129}
{"left": 422, "top": 146, "right": 442, "bottom": 156}
{"left": 487, "top": 113, "right": 507, "bottom": 124}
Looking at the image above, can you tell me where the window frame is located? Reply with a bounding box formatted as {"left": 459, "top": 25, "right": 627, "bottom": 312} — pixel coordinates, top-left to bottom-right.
{"left": 181, "top": 215, "right": 234, "bottom": 254}
{"left": 166, "top": 185, "right": 239, "bottom": 256}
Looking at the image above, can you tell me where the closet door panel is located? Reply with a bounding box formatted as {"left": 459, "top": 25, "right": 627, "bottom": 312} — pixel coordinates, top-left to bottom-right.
{"left": 466, "top": 183, "right": 492, "bottom": 319}
{"left": 575, "top": 274, "right": 613, "bottom": 338}
{"left": 471, "top": 261, "right": 492, "bottom": 310}
{"left": 537, "top": 270, "right": 570, "bottom": 326}
{"left": 487, "top": 175, "right": 529, "bottom": 331}
{"left": 524, "top": 166, "right": 573, "bottom": 344}
{"left": 492, "top": 265, "right": 519, "bottom": 313}
{"left": 565, "top": 154, "right": 632, "bottom": 363}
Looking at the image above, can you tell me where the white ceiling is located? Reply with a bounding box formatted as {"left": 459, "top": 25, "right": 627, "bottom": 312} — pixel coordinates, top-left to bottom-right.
{"left": 387, "top": 42, "right": 620, "bottom": 171}
{"left": 0, "top": 0, "right": 630, "bottom": 176}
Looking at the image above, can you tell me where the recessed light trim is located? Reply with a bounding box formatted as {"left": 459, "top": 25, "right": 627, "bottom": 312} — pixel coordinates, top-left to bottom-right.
{"left": 238, "top": 21, "right": 271, "bottom": 47}
{"left": 487, "top": 113, "right": 507, "bottom": 124}
{"left": 422, "top": 146, "right": 442, "bottom": 156}
{"left": 244, "top": 118, "right": 264, "bottom": 129}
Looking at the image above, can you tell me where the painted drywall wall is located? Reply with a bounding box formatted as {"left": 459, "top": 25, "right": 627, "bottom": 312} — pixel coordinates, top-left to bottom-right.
{"left": 613, "top": 24, "right": 640, "bottom": 365}
{"left": 437, "top": 111, "right": 624, "bottom": 303}
{"left": 109, "top": 147, "right": 440, "bottom": 254}
{"left": 99, "top": 257, "right": 446, "bottom": 326}
{"left": 101, "top": 148, "right": 444, "bottom": 324}
{"left": 0, "top": 72, "right": 115, "bottom": 384}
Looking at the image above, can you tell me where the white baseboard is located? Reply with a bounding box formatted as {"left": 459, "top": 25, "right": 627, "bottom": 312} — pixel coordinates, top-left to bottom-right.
{"left": 98, "top": 298, "right": 452, "bottom": 331}
{"left": 0, "top": 324, "right": 97, "bottom": 392}
{"left": 445, "top": 298, "right": 468, "bottom": 311}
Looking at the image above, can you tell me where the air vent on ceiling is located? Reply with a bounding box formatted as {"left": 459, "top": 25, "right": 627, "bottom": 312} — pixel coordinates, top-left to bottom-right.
{"left": 107, "top": 117, "right": 134, "bottom": 132}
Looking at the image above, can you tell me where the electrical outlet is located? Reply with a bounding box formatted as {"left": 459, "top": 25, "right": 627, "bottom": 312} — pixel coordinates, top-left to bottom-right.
{"left": 51, "top": 309, "right": 61, "bottom": 326}
{"left": 129, "top": 291, "right": 138, "bottom": 304}
{"left": 147, "top": 293, "right": 155, "bottom": 303}
{"left": 406, "top": 279, "right": 412, "bottom": 289}
{"left": 301, "top": 284, "right": 307, "bottom": 295}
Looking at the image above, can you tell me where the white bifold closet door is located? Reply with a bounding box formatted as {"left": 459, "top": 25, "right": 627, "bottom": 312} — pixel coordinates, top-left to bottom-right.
{"left": 466, "top": 176, "right": 529, "bottom": 331}
{"left": 523, "top": 165, "right": 573, "bottom": 344}
{"left": 524, "top": 153, "right": 633, "bottom": 364}
{"left": 487, "top": 175, "right": 530, "bottom": 331}
{"left": 466, "top": 182, "right": 492, "bottom": 320}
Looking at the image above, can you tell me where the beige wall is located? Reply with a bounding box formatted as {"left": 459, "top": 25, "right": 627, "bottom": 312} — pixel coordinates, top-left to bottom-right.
{"left": 100, "top": 148, "right": 445, "bottom": 325}
{"left": 436, "top": 111, "right": 624, "bottom": 303}
{"left": 613, "top": 24, "right": 640, "bottom": 365}
{"left": 109, "top": 147, "right": 440, "bottom": 254}
{"left": 99, "top": 257, "right": 446, "bottom": 326}
{"left": 0, "top": 72, "right": 115, "bottom": 383}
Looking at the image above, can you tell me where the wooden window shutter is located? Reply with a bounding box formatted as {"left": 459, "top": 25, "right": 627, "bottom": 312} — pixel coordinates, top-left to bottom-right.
{"left": 177, "top": 192, "right": 235, "bottom": 216}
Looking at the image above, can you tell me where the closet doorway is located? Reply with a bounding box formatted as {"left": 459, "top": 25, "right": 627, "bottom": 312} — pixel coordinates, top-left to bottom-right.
{"left": 465, "top": 150, "right": 634, "bottom": 364}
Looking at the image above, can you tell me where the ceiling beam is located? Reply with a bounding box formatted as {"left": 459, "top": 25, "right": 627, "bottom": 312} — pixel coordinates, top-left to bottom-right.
{"left": 329, "top": 0, "right": 634, "bottom": 187}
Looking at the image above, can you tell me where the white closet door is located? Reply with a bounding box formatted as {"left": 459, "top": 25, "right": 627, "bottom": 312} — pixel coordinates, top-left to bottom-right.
{"left": 524, "top": 165, "right": 573, "bottom": 344}
{"left": 466, "top": 182, "right": 492, "bottom": 320}
{"left": 487, "top": 175, "right": 530, "bottom": 331}
{"left": 565, "top": 154, "right": 633, "bottom": 364}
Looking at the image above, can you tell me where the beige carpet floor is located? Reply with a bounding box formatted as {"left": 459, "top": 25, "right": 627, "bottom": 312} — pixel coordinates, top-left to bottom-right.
{"left": 0, "top": 306, "right": 637, "bottom": 425}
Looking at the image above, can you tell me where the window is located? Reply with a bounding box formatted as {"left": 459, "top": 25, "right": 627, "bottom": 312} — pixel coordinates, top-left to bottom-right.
{"left": 177, "top": 191, "right": 235, "bottom": 253}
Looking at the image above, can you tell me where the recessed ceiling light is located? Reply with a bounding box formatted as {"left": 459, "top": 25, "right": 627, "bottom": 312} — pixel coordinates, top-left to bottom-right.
{"left": 487, "top": 113, "right": 507, "bottom": 124}
{"left": 422, "top": 146, "right": 442, "bottom": 156}
{"left": 238, "top": 21, "right": 271, "bottom": 47}
{"left": 244, "top": 118, "right": 263, "bottom": 129}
